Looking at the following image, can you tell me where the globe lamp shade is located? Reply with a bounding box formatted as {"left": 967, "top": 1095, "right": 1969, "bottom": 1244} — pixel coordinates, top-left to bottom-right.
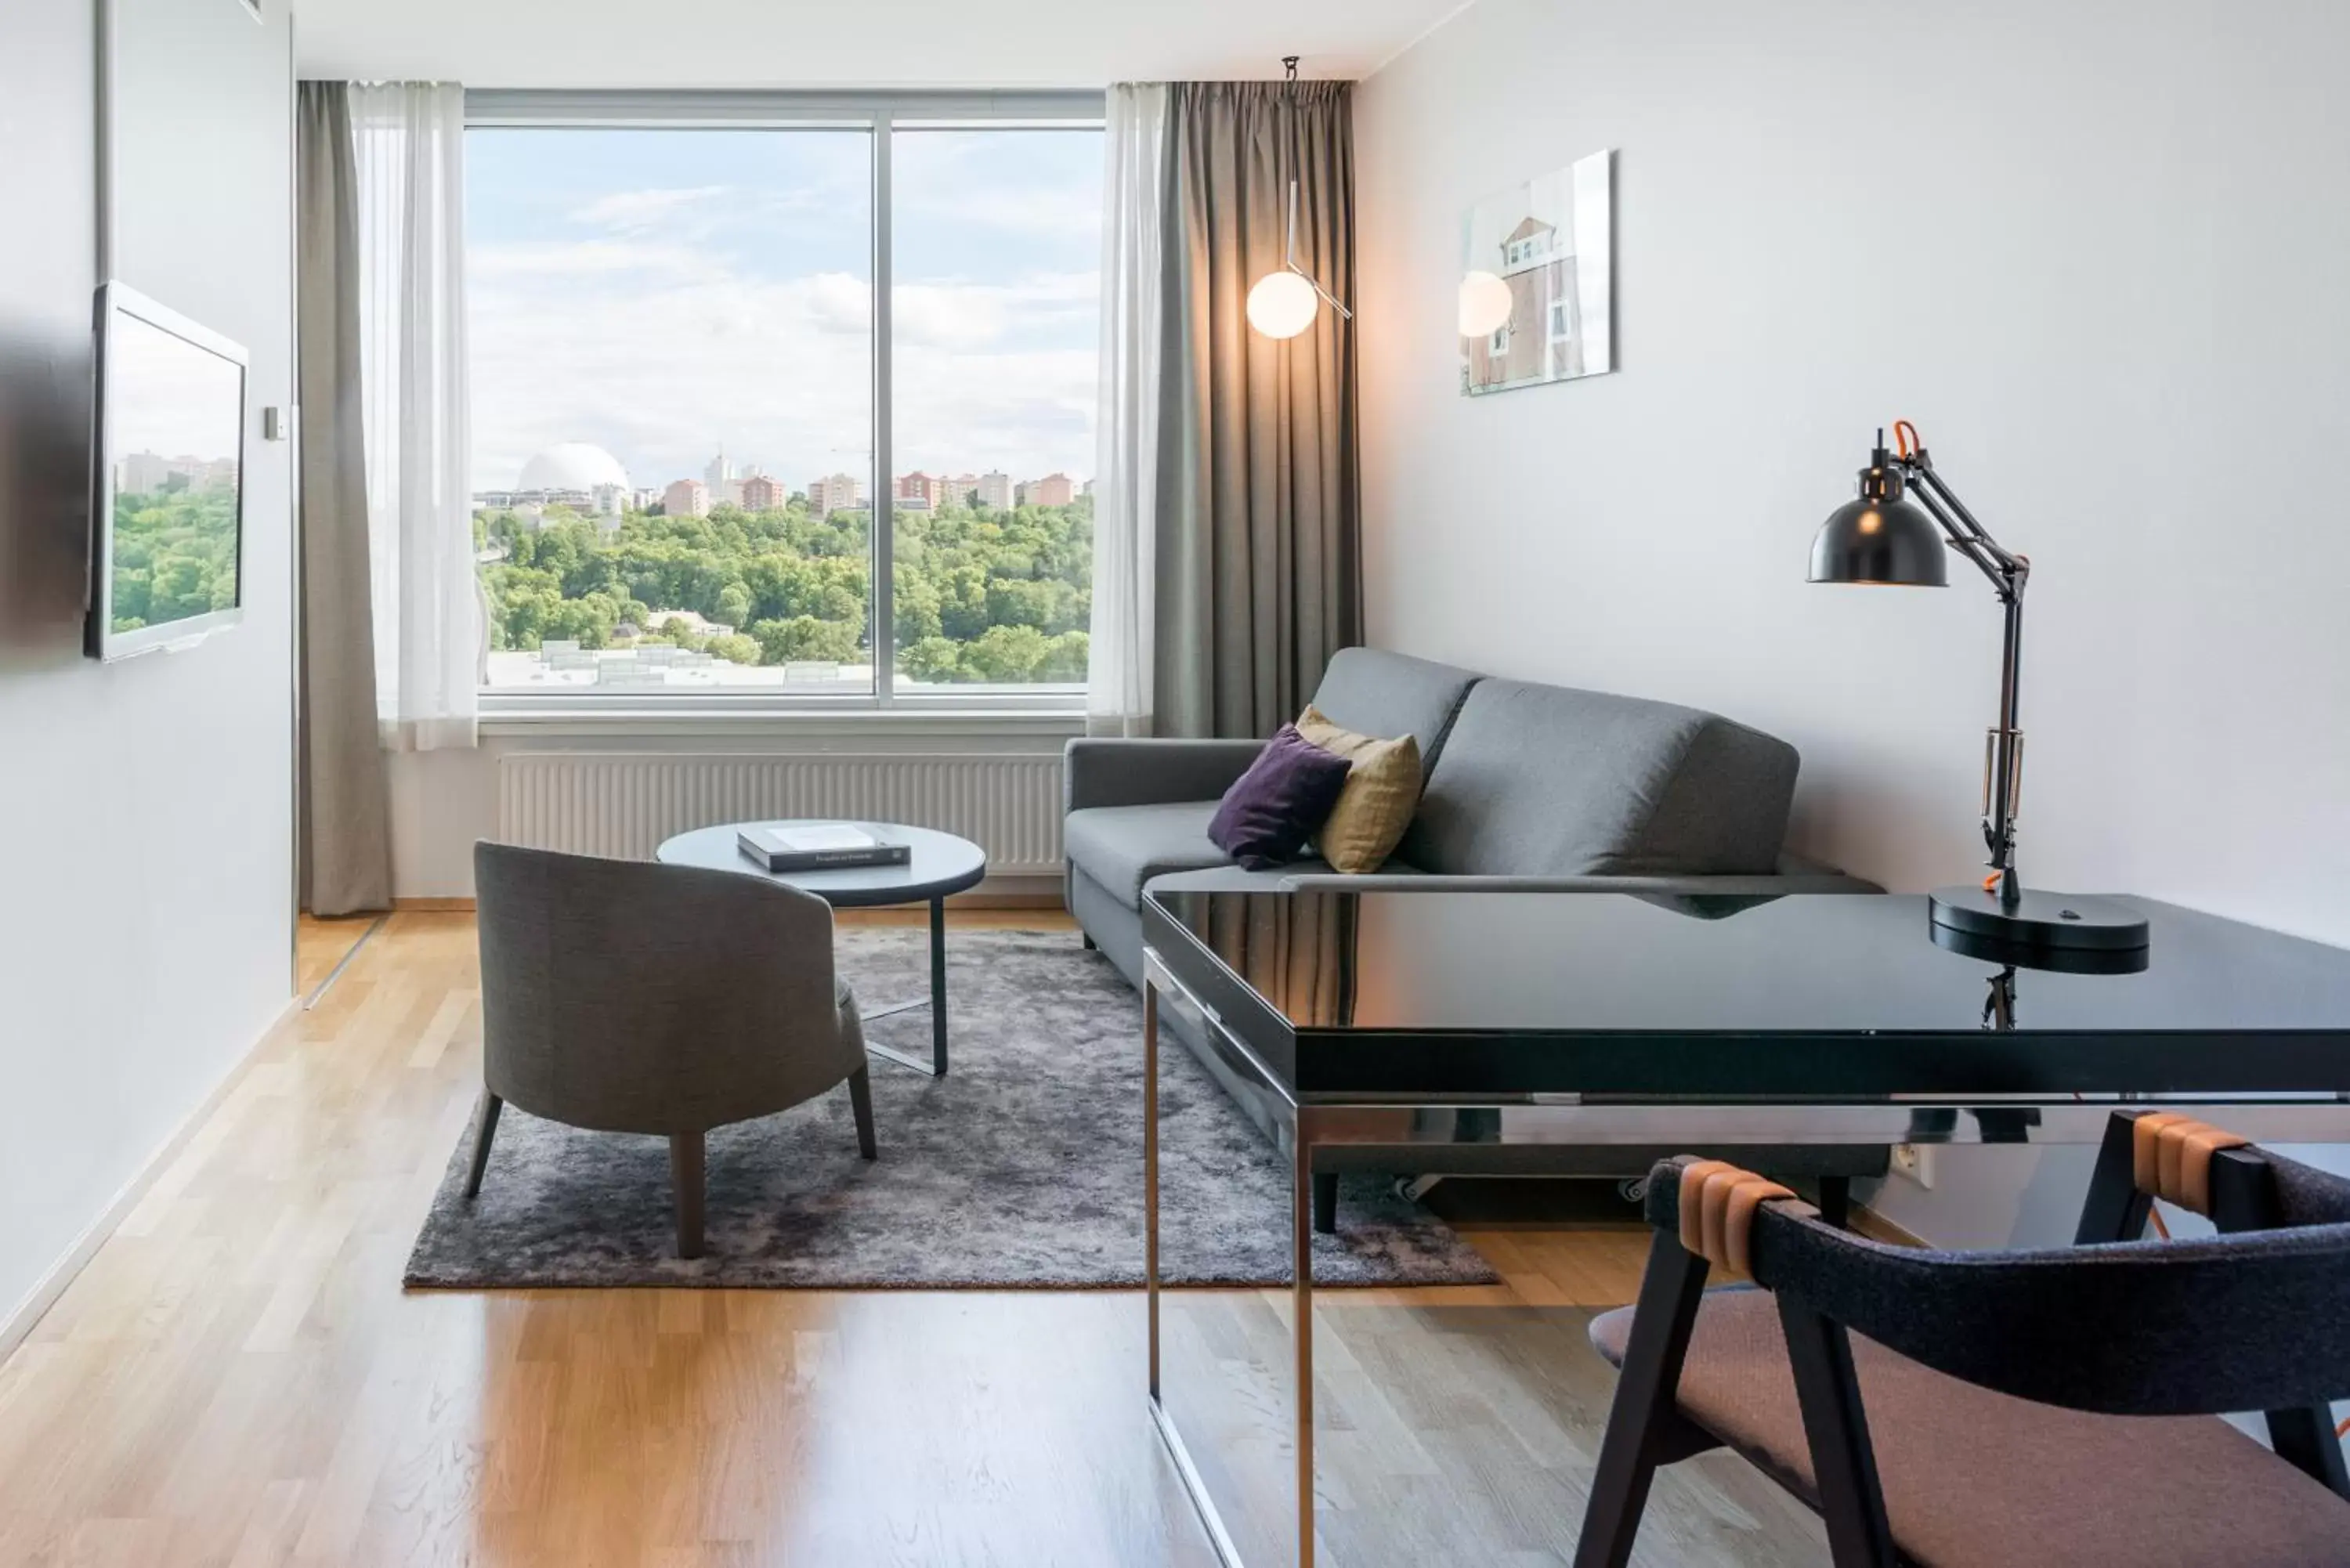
{"left": 1247, "top": 270, "right": 1319, "bottom": 339}
{"left": 1458, "top": 270, "right": 1512, "bottom": 337}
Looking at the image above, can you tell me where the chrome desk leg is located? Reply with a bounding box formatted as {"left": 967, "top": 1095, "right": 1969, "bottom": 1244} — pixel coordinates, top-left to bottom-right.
{"left": 1144, "top": 959, "right": 1248, "bottom": 1568}
{"left": 1146, "top": 974, "right": 1160, "bottom": 1398}
{"left": 1292, "top": 1107, "right": 1318, "bottom": 1568}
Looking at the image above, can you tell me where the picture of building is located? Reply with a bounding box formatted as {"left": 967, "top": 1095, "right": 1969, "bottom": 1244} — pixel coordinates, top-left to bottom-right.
{"left": 1460, "top": 150, "right": 1614, "bottom": 396}
{"left": 662, "top": 477, "right": 710, "bottom": 518}
{"left": 739, "top": 473, "right": 789, "bottom": 511}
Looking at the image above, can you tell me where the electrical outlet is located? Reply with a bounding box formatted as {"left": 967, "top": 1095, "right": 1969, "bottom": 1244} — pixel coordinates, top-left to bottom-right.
{"left": 1889, "top": 1143, "right": 1938, "bottom": 1190}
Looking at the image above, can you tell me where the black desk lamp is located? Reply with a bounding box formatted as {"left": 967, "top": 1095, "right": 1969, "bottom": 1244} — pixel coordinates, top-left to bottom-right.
{"left": 1810, "top": 421, "right": 2149, "bottom": 952}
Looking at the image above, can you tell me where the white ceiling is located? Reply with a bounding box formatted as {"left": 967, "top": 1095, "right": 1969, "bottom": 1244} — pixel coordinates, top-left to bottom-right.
{"left": 293, "top": 0, "right": 1470, "bottom": 88}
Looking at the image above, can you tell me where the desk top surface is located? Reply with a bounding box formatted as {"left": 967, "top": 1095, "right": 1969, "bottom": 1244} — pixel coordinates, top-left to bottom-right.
{"left": 1140, "top": 891, "right": 2350, "bottom": 1098}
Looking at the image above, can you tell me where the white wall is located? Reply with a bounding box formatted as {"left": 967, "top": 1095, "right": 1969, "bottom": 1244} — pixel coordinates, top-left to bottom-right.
{"left": 1357, "top": 0, "right": 2350, "bottom": 1242}
{"left": 0, "top": 0, "right": 294, "bottom": 1331}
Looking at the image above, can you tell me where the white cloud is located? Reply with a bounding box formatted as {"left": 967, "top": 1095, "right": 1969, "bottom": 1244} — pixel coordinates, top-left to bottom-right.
{"left": 469, "top": 238, "right": 721, "bottom": 282}
{"left": 569, "top": 186, "right": 732, "bottom": 233}
{"left": 467, "top": 241, "right": 1098, "bottom": 493}
{"left": 805, "top": 272, "right": 871, "bottom": 335}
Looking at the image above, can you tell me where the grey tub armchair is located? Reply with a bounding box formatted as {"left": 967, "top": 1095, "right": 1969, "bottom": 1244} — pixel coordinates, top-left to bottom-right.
{"left": 467, "top": 842, "right": 876, "bottom": 1259}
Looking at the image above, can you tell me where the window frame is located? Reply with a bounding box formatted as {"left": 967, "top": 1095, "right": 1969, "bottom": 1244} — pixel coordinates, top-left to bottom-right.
{"left": 463, "top": 89, "right": 1107, "bottom": 718}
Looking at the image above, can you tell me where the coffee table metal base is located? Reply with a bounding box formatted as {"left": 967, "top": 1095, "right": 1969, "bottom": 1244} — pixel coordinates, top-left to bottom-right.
{"left": 858, "top": 895, "right": 950, "bottom": 1078}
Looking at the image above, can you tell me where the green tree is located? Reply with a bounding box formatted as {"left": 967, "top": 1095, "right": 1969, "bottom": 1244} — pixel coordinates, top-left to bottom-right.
{"left": 715, "top": 581, "right": 753, "bottom": 629}
{"left": 962, "top": 623, "right": 1050, "bottom": 682}
{"left": 477, "top": 493, "right": 1092, "bottom": 684}
{"left": 706, "top": 633, "right": 761, "bottom": 667}
{"left": 901, "top": 635, "right": 964, "bottom": 683}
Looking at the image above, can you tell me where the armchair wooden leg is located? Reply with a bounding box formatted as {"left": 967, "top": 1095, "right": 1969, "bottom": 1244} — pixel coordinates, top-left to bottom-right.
{"left": 463, "top": 1093, "right": 503, "bottom": 1199}
{"left": 848, "top": 1067, "right": 877, "bottom": 1160}
{"left": 670, "top": 1131, "right": 706, "bottom": 1259}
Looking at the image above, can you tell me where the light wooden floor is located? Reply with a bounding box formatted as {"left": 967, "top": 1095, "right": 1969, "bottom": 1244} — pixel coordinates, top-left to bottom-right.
{"left": 0, "top": 910, "right": 1827, "bottom": 1567}
{"left": 296, "top": 913, "right": 380, "bottom": 997}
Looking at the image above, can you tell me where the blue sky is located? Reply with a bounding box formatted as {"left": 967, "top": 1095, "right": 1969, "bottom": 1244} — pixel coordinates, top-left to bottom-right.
{"left": 466, "top": 126, "right": 1101, "bottom": 494}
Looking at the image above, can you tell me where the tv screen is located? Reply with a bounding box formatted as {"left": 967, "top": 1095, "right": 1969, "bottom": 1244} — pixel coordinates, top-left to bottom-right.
{"left": 90, "top": 282, "right": 247, "bottom": 661}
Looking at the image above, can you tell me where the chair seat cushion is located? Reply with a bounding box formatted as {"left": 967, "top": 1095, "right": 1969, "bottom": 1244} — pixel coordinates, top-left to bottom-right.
{"left": 1590, "top": 1289, "right": 2350, "bottom": 1566}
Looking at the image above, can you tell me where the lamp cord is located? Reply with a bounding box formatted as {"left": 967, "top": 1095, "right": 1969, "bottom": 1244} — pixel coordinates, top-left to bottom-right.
{"left": 1280, "top": 56, "right": 1299, "bottom": 268}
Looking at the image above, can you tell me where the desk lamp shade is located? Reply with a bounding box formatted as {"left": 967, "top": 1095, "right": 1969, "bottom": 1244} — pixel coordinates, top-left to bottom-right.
{"left": 1809, "top": 448, "right": 1949, "bottom": 587}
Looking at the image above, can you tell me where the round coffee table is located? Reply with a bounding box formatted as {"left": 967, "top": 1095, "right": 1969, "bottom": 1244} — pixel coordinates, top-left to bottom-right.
{"left": 656, "top": 822, "right": 987, "bottom": 1078}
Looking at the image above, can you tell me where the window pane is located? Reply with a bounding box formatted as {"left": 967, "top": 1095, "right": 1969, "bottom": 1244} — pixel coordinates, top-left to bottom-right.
{"left": 888, "top": 128, "right": 1101, "bottom": 692}
{"left": 468, "top": 128, "right": 875, "bottom": 694}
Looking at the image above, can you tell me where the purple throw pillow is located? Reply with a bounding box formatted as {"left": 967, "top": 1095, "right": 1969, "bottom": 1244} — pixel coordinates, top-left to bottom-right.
{"left": 1208, "top": 724, "right": 1354, "bottom": 870}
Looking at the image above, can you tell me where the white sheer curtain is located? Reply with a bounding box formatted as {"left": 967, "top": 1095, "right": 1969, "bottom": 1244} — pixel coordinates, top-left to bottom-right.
{"left": 1086, "top": 83, "right": 1171, "bottom": 737}
{"left": 349, "top": 82, "right": 476, "bottom": 751}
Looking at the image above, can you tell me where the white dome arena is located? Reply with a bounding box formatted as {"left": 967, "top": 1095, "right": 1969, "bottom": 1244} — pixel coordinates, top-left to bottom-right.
{"left": 518, "top": 442, "right": 630, "bottom": 493}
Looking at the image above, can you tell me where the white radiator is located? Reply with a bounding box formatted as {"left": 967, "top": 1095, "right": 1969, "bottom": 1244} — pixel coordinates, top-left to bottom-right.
{"left": 496, "top": 752, "right": 1065, "bottom": 876}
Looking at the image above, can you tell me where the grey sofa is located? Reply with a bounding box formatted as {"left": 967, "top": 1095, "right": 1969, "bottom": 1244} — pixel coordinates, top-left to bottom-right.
{"left": 1063, "top": 647, "right": 1885, "bottom": 1226}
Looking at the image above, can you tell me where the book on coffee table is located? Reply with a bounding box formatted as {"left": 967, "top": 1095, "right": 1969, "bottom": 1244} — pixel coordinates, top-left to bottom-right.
{"left": 736, "top": 822, "right": 911, "bottom": 873}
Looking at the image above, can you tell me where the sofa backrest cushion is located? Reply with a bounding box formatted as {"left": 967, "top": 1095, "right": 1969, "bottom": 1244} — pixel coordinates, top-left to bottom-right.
{"left": 1395, "top": 679, "right": 1799, "bottom": 876}
{"left": 1307, "top": 647, "right": 1481, "bottom": 780}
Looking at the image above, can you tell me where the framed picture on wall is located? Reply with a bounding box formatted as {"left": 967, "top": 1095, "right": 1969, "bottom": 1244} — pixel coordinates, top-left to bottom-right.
{"left": 1459, "top": 150, "right": 1614, "bottom": 396}
{"left": 88, "top": 282, "right": 248, "bottom": 661}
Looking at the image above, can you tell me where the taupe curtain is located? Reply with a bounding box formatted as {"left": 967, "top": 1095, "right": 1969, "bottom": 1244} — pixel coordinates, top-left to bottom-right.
{"left": 1155, "top": 81, "right": 1360, "bottom": 739}
{"left": 296, "top": 81, "right": 392, "bottom": 915}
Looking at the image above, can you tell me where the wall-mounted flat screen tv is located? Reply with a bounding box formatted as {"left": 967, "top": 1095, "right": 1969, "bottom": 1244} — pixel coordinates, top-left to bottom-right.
{"left": 89, "top": 281, "right": 247, "bottom": 661}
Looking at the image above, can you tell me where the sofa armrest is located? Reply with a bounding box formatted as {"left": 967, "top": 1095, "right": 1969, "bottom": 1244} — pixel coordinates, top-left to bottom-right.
{"left": 1064, "top": 737, "right": 1264, "bottom": 813}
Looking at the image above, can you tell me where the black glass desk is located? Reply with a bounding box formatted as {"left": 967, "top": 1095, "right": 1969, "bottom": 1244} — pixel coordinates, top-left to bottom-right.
{"left": 1137, "top": 889, "right": 2350, "bottom": 1568}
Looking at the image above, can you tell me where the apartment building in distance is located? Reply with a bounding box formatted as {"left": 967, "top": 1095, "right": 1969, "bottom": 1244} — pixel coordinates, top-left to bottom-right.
{"left": 806, "top": 472, "right": 865, "bottom": 517}
{"left": 1018, "top": 472, "right": 1074, "bottom": 508}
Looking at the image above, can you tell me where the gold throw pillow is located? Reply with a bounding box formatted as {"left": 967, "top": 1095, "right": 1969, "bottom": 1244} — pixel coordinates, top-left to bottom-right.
{"left": 1295, "top": 705, "right": 1421, "bottom": 874}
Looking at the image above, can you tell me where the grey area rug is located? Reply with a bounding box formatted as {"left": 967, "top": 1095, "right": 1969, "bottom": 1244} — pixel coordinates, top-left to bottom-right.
{"left": 404, "top": 928, "right": 1496, "bottom": 1290}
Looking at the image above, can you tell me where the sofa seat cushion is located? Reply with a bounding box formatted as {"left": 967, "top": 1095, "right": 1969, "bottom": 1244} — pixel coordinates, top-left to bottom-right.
{"left": 1065, "top": 802, "right": 1239, "bottom": 909}
{"left": 1590, "top": 1288, "right": 2350, "bottom": 1568}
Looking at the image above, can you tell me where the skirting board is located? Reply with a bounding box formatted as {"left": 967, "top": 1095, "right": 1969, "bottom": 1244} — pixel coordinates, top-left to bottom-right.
{"left": 1852, "top": 1204, "right": 1926, "bottom": 1249}
{"left": 0, "top": 992, "right": 303, "bottom": 1366}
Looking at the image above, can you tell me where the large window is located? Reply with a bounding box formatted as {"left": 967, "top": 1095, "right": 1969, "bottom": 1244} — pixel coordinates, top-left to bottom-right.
{"left": 464, "top": 99, "right": 1101, "bottom": 704}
